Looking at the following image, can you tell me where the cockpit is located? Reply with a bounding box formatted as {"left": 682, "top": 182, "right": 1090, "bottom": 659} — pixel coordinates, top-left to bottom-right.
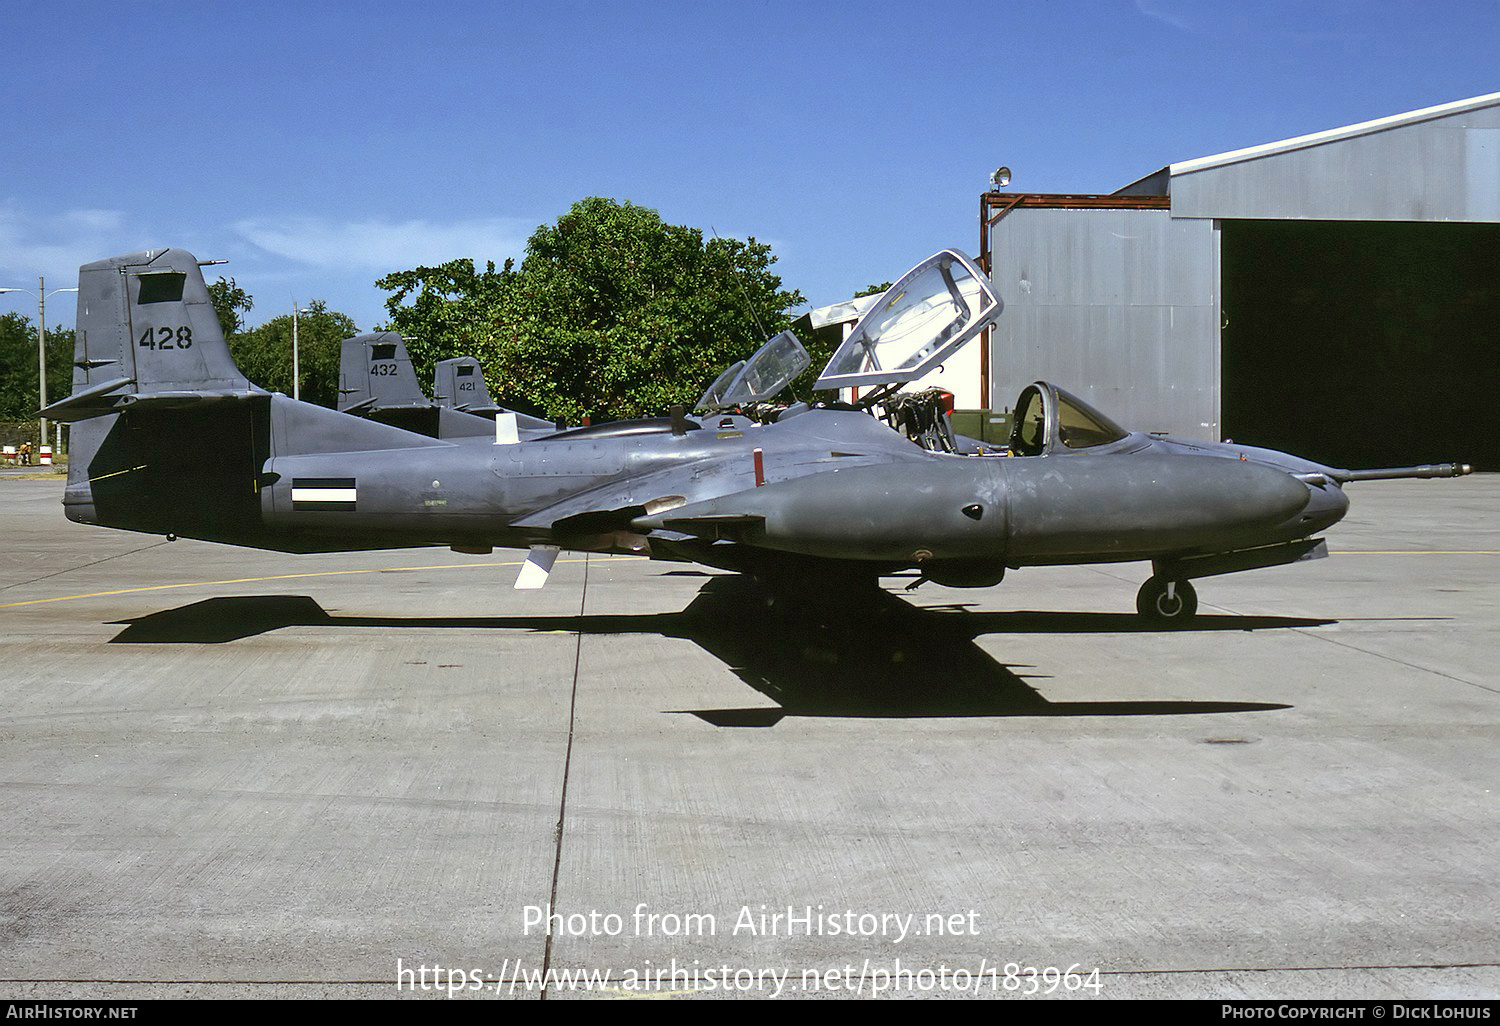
{"left": 696, "top": 330, "right": 810, "bottom": 415}
{"left": 814, "top": 250, "right": 1000, "bottom": 396}
{"left": 688, "top": 251, "right": 1142, "bottom": 459}
{"left": 1009, "top": 382, "right": 1130, "bottom": 457}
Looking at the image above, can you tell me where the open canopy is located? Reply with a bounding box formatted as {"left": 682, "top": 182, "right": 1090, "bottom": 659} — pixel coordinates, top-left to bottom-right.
{"left": 814, "top": 249, "right": 1001, "bottom": 392}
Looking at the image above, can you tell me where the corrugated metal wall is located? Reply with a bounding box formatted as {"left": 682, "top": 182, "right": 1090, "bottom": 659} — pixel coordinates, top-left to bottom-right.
{"left": 981, "top": 96, "right": 1500, "bottom": 449}
{"left": 1171, "top": 104, "right": 1500, "bottom": 222}
{"left": 987, "top": 207, "right": 1221, "bottom": 440}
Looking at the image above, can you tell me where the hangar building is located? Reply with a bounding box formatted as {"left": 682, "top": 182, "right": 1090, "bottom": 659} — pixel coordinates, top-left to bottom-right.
{"left": 979, "top": 92, "right": 1500, "bottom": 470}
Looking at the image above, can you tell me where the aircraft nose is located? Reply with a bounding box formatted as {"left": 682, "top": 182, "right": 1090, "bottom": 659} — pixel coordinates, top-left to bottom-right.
{"left": 1293, "top": 479, "right": 1350, "bottom": 535}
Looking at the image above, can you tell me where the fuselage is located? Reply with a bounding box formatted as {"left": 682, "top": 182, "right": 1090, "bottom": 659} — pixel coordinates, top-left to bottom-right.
{"left": 68, "top": 393, "right": 1348, "bottom": 577}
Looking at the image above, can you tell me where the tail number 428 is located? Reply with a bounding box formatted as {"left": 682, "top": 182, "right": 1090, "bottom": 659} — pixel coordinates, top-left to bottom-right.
{"left": 139, "top": 326, "right": 193, "bottom": 350}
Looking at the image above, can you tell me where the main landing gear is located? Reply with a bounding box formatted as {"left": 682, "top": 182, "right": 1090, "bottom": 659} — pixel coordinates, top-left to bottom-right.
{"left": 1136, "top": 576, "right": 1198, "bottom": 625}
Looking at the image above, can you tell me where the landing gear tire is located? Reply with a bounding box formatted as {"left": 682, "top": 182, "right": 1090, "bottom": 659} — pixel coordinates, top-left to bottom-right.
{"left": 1136, "top": 576, "right": 1198, "bottom": 625}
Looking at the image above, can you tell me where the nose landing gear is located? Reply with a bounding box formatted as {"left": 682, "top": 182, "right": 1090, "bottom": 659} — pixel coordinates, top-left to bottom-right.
{"left": 1137, "top": 576, "right": 1198, "bottom": 625}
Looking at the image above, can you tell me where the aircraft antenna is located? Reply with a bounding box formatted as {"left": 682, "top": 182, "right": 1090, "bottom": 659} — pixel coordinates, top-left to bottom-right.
{"left": 710, "top": 226, "right": 769, "bottom": 340}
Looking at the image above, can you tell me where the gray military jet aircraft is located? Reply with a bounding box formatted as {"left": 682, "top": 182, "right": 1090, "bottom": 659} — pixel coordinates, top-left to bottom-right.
{"left": 47, "top": 246, "right": 1469, "bottom": 620}
{"left": 337, "top": 332, "right": 555, "bottom": 441}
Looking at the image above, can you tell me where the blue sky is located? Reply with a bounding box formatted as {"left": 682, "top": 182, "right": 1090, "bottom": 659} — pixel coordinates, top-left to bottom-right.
{"left": 3, "top": 0, "right": 1497, "bottom": 332}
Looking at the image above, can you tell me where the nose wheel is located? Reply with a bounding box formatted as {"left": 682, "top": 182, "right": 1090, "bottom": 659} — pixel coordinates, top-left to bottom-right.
{"left": 1137, "top": 576, "right": 1198, "bottom": 624}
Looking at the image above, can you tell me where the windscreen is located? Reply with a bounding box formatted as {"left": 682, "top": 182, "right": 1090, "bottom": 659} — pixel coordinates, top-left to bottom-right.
{"left": 1055, "top": 388, "right": 1128, "bottom": 449}
{"left": 718, "top": 331, "right": 809, "bottom": 406}
{"left": 697, "top": 331, "right": 810, "bottom": 412}
{"left": 696, "top": 361, "right": 745, "bottom": 413}
{"left": 1011, "top": 385, "right": 1047, "bottom": 456}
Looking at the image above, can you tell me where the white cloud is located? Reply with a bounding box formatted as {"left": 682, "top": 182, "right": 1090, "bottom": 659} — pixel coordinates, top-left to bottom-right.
{"left": 0, "top": 204, "right": 139, "bottom": 290}
{"left": 1134, "top": 1, "right": 1359, "bottom": 45}
{"left": 1135, "top": 0, "right": 1198, "bottom": 34}
{"left": 57, "top": 208, "right": 128, "bottom": 234}
{"left": 232, "top": 216, "right": 533, "bottom": 271}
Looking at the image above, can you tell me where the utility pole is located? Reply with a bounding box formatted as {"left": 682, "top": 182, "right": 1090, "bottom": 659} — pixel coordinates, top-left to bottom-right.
{"left": 0, "top": 276, "right": 78, "bottom": 455}
{"left": 39, "top": 277, "right": 50, "bottom": 449}
{"left": 292, "top": 299, "right": 300, "bottom": 401}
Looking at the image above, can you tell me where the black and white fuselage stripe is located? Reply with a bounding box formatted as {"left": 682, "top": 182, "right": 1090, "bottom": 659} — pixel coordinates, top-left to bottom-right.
{"left": 291, "top": 477, "right": 357, "bottom": 511}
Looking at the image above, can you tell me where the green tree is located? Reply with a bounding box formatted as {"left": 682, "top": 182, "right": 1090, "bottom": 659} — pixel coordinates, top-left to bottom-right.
{"left": 377, "top": 197, "right": 806, "bottom": 421}
{"left": 207, "top": 277, "right": 254, "bottom": 338}
{"left": 374, "top": 257, "right": 513, "bottom": 399}
{"left": 228, "top": 302, "right": 357, "bottom": 408}
{"left": 0, "top": 312, "right": 74, "bottom": 423}
{"left": 0, "top": 312, "right": 37, "bottom": 421}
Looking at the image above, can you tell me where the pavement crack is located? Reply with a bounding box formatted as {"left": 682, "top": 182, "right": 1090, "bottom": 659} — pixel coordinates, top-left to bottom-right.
{"left": 1292, "top": 629, "right": 1500, "bottom": 697}
{"left": 0, "top": 538, "right": 171, "bottom": 594}
{"left": 541, "top": 553, "right": 589, "bottom": 1000}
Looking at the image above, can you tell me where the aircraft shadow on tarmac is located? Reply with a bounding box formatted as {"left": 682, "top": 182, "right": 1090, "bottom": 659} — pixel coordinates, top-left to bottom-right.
{"left": 108, "top": 575, "right": 1329, "bottom": 725}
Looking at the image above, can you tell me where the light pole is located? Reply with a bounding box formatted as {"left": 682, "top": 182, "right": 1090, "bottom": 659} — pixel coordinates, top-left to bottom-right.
{"left": 291, "top": 300, "right": 312, "bottom": 400}
{"left": 0, "top": 277, "right": 79, "bottom": 455}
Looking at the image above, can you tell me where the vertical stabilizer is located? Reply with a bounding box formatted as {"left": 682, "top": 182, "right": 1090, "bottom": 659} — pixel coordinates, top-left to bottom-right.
{"left": 337, "top": 332, "right": 428, "bottom": 413}
{"left": 49, "top": 249, "right": 263, "bottom": 423}
{"left": 58, "top": 249, "right": 269, "bottom": 525}
{"left": 434, "top": 356, "right": 497, "bottom": 412}
{"left": 58, "top": 253, "right": 272, "bottom": 538}
{"left": 434, "top": 355, "right": 556, "bottom": 434}
{"left": 82, "top": 249, "right": 255, "bottom": 396}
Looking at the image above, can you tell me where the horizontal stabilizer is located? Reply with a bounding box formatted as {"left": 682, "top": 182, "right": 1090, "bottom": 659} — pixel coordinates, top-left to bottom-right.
{"left": 341, "top": 395, "right": 378, "bottom": 415}
{"left": 37, "top": 376, "right": 134, "bottom": 421}
{"left": 42, "top": 383, "right": 264, "bottom": 422}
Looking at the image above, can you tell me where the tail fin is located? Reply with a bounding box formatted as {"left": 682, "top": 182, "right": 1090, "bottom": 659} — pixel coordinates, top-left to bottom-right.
{"left": 339, "top": 337, "right": 557, "bottom": 439}
{"left": 58, "top": 249, "right": 270, "bottom": 536}
{"left": 337, "top": 332, "right": 427, "bottom": 414}
{"left": 47, "top": 248, "right": 263, "bottom": 422}
{"left": 435, "top": 355, "right": 556, "bottom": 434}
{"left": 434, "top": 357, "right": 497, "bottom": 413}
{"left": 61, "top": 249, "right": 447, "bottom": 544}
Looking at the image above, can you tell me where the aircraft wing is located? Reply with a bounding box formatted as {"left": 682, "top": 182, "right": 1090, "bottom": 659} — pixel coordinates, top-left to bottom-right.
{"left": 508, "top": 453, "right": 756, "bottom": 535}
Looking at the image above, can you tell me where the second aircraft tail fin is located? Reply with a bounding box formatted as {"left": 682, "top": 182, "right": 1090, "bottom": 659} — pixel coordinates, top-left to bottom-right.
{"left": 337, "top": 332, "right": 428, "bottom": 414}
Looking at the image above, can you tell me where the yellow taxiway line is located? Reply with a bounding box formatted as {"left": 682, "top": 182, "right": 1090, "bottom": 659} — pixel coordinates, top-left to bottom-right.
{"left": 2, "top": 551, "right": 1492, "bottom": 611}
{"left": 0, "top": 556, "right": 633, "bottom": 610}
{"left": 1337, "top": 550, "right": 1500, "bottom": 555}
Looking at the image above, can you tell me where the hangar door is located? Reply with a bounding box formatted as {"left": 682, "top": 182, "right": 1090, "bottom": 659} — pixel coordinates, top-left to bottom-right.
{"left": 1220, "top": 220, "right": 1500, "bottom": 471}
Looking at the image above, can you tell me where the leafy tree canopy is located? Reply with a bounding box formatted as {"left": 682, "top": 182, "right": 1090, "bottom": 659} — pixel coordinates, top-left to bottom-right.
{"left": 226, "top": 302, "right": 358, "bottom": 408}
{"left": 0, "top": 312, "right": 75, "bottom": 422}
{"left": 377, "top": 197, "right": 808, "bottom": 421}
{"left": 208, "top": 277, "right": 254, "bottom": 338}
